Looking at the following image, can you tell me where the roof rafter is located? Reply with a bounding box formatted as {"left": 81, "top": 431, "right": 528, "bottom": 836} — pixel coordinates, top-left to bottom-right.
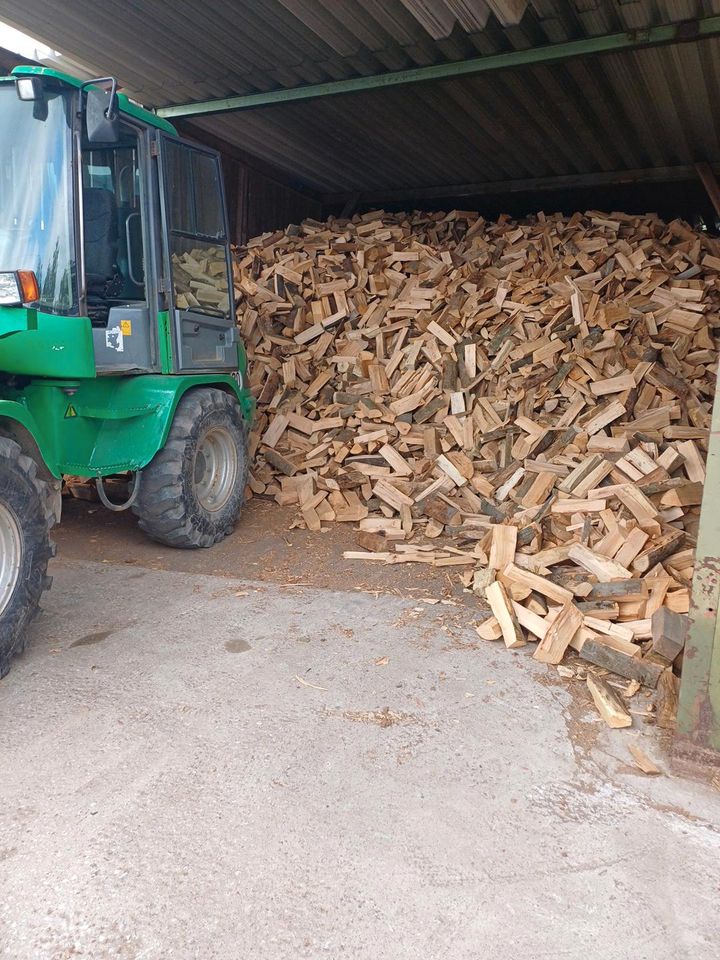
{"left": 321, "top": 164, "right": 717, "bottom": 205}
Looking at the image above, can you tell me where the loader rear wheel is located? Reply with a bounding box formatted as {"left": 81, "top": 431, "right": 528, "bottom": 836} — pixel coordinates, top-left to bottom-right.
{"left": 0, "top": 439, "right": 55, "bottom": 679}
{"left": 133, "top": 388, "right": 249, "bottom": 549}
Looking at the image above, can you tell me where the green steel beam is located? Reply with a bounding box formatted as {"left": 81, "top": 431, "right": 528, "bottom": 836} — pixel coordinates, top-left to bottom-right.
{"left": 158, "top": 17, "right": 720, "bottom": 119}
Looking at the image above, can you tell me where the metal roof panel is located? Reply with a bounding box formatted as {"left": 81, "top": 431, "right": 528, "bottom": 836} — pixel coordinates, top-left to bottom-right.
{"left": 2, "top": 0, "right": 718, "bottom": 197}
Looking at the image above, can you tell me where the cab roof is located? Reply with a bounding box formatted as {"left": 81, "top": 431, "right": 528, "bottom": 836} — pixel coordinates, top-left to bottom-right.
{"left": 10, "top": 64, "right": 177, "bottom": 136}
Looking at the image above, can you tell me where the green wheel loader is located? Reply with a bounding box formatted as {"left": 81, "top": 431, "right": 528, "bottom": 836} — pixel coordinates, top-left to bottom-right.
{"left": 0, "top": 67, "right": 255, "bottom": 676}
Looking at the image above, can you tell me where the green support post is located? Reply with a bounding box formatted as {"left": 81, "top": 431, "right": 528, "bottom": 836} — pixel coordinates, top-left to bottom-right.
{"left": 677, "top": 370, "right": 720, "bottom": 760}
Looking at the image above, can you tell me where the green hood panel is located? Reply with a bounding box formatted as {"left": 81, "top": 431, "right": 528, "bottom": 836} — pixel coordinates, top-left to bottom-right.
{"left": 0, "top": 309, "right": 96, "bottom": 379}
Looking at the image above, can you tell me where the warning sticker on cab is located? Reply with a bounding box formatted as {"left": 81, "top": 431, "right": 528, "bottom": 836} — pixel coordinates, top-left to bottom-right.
{"left": 105, "top": 328, "right": 124, "bottom": 352}
{"left": 120, "top": 319, "right": 132, "bottom": 336}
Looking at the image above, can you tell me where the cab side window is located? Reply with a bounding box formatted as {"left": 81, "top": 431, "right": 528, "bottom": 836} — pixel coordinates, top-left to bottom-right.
{"left": 81, "top": 127, "right": 145, "bottom": 323}
{"left": 164, "top": 141, "right": 230, "bottom": 317}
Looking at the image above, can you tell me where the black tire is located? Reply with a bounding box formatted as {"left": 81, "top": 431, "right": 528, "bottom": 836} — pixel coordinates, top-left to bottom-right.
{"left": 0, "top": 438, "right": 55, "bottom": 679}
{"left": 133, "top": 387, "right": 249, "bottom": 549}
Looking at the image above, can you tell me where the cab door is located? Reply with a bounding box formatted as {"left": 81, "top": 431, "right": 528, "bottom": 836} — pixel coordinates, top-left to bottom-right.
{"left": 157, "top": 136, "right": 238, "bottom": 371}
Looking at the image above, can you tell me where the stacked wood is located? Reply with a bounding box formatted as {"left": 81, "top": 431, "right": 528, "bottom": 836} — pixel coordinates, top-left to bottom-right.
{"left": 234, "top": 208, "right": 718, "bottom": 719}
{"left": 173, "top": 247, "right": 230, "bottom": 313}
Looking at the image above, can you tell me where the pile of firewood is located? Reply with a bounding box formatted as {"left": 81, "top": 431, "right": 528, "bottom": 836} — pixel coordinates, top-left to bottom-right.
{"left": 173, "top": 248, "right": 230, "bottom": 314}
{"left": 234, "top": 208, "right": 720, "bottom": 728}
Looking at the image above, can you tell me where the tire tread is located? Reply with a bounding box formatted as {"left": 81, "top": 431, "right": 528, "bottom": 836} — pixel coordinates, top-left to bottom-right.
{"left": 0, "top": 441, "right": 54, "bottom": 678}
{"left": 132, "top": 388, "right": 249, "bottom": 549}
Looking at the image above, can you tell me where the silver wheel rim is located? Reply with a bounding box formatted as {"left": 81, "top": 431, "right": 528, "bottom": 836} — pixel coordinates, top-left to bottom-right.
{"left": 193, "top": 426, "right": 238, "bottom": 512}
{"left": 0, "top": 502, "right": 22, "bottom": 616}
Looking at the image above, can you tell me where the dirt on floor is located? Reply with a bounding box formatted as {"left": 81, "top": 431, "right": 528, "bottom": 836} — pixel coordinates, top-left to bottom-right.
{"left": 56, "top": 493, "right": 475, "bottom": 604}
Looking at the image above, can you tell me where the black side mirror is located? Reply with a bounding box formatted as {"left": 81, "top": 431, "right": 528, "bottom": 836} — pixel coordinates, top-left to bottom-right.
{"left": 83, "top": 78, "right": 120, "bottom": 144}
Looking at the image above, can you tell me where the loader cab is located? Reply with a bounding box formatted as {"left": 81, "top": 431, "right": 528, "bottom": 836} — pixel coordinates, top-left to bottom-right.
{"left": 79, "top": 82, "right": 239, "bottom": 375}
{"left": 0, "top": 67, "right": 239, "bottom": 379}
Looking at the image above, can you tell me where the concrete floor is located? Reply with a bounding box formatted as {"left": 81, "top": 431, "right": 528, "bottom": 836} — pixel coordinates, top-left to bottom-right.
{"left": 1, "top": 507, "right": 720, "bottom": 959}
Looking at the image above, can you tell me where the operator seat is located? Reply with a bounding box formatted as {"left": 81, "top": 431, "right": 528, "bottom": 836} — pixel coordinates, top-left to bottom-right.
{"left": 83, "top": 187, "right": 122, "bottom": 323}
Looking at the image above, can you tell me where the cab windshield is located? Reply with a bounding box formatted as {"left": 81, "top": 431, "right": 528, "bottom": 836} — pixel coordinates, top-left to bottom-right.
{"left": 0, "top": 82, "right": 77, "bottom": 313}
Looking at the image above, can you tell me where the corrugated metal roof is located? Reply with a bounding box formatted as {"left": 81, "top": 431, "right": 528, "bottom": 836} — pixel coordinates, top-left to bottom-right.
{"left": 186, "top": 36, "right": 720, "bottom": 195}
{"left": 2, "top": 1, "right": 720, "bottom": 197}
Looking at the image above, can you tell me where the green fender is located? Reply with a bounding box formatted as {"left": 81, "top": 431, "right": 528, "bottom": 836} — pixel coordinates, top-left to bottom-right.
{"left": 0, "top": 397, "right": 55, "bottom": 472}
{"left": 0, "top": 375, "right": 255, "bottom": 479}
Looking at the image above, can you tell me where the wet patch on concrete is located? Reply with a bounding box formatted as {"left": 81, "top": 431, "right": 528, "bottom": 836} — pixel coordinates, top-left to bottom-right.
{"left": 70, "top": 629, "right": 116, "bottom": 648}
{"left": 69, "top": 620, "right": 138, "bottom": 648}
{"left": 225, "top": 638, "right": 252, "bottom": 653}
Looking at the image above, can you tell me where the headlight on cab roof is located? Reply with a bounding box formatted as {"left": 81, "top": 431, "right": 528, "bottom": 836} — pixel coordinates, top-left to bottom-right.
{"left": 16, "top": 77, "right": 43, "bottom": 101}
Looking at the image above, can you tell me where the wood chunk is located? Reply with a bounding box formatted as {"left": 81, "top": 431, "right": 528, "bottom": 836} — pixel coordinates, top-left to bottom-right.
{"left": 579, "top": 639, "right": 664, "bottom": 687}
{"left": 613, "top": 528, "right": 649, "bottom": 568}
{"left": 650, "top": 608, "right": 688, "bottom": 661}
{"left": 587, "top": 674, "right": 633, "bottom": 728}
{"left": 677, "top": 439, "right": 706, "bottom": 483}
{"left": 426, "top": 320, "right": 456, "bottom": 348}
{"left": 645, "top": 578, "right": 671, "bottom": 617}
{"left": 422, "top": 496, "right": 461, "bottom": 526}
{"left": 301, "top": 504, "right": 321, "bottom": 531}
{"left": 472, "top": 566, "right": 494, "bottom": 599}
{"left": 582, "top": 619, "right": 639, "bottom": 653}
{"left": 533, "top": 601, "right": 583, "bottom": 664}
{"left": 343, "top": 550, "right": 393, "bottom": 561}
{"left": 261, "top": 413, "right": 289, "bottom": 449}
{"left": 359, "top": 518, "right": 402, "bottom": 533}
{"left": 378, "top": 443, "right": 413, "bottom": 477}
{"left": 664, "top": 589, "right": 690, "bottom": 614}
{"left": 628, "top": 743, "right": 661, "bottom": 774}
{"left": 263, "top": 449, "right": 299, "bottom": 477}
{"left": 587, "top": 435, "right": 630, "bottom": 455}
{"left": 569, "top": 543, "right": 632, "bottom": 581}
{"left": 476, "top": 616, "right": 502, "bottom": 641}
{"left": 577, "top": 600, "right": 620, "bottom": 620}
{"left": 502, "top": 562, "right": 574, "bottom": 605}
{"left": 512, "top": 600, "right": 549, "bottom": 640}
{"left": 587, "top": 580, "right": 648, "bottom": 602}
{"left": 522, "top": 471, "right": 557, "bottom": 507}
{"left": 486, "top": 580, "right": 526, "bottom": 649}
{"left": 356, "top": 530, "right": 388, "bottom": 552}
{"left": 622, "top": 618, "right": 653, "bottom": 640}
{"left": 373, "top": 480, "right": 414, "bottom": 512}
{"left": 590, "top": 373, "right": 636, "bottom": 396}
{"left": 614, "top": 484, "right": 658, "bottom": 521}
{"left": 426, "top": 518, "right": 444, "bottom": 538}
{"left": 584, "top": 400, "right": 626, "bottom": 435}
{"left": 633, "top": 528, "right": 685, "bottom": 573}
{"left": 436, "top": 454, "right": 468, "bottom": 487}
{"left": 660, "top": 481, "right": 703, "bottom": 507}
{"left": 656, "top": 668, "right": 680, "bottom": 730}
{"left": 550, "top": 498, "right": 606, "bottom": 514}
{"left": 489, "top": 525, "right": 518, "bottom": 570}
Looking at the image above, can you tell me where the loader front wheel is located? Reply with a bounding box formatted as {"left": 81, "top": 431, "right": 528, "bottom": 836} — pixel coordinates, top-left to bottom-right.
{"left": 133, "top": 388, "right": 249, "bottom": 549}
{"left": 0, "top": 439, "right": 54, "bottom": 679}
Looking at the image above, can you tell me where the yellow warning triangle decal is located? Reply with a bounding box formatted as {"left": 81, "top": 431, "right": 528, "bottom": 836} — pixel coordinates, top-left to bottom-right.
{"left": 64, "top": 404, "right": 77, "bottom": 419}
